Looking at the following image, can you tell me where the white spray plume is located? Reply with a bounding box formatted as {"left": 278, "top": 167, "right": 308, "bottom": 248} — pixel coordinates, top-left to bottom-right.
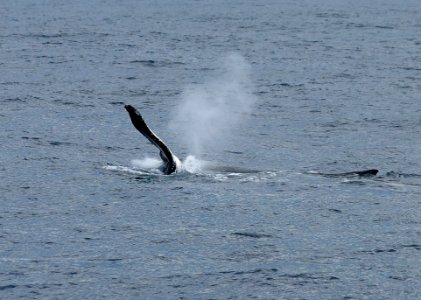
{"left": 170, "top": 53, "right": 256, "bottom": 156}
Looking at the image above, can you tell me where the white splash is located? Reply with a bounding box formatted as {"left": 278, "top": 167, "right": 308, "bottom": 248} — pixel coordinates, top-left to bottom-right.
{"left": 182, "top": 155, "right": 210, "bottom": 173}
{"left": 131, "top": 157, "right": 162, "bottom": 170}
{"left": 104, "top": 156, "right": 208, "bottom": 175}
{"left": 103, "top": 165, "right": 149, "bottom": 175}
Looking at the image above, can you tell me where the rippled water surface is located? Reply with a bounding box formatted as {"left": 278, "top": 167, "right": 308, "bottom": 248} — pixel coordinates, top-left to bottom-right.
{"left": 1, "top": 0, "right": 421, "bottom": 299}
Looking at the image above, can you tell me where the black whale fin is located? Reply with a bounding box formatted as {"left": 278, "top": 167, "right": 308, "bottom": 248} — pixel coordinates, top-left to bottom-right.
{"left": 124, "top": 104, "right": 177, "bottom": 174}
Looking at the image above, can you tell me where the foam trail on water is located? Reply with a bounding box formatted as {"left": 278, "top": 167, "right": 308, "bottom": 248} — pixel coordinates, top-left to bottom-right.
{"left": 103, "top": 165, "right": 150, "bottom": 175}
{"left": 170, "top": 53, "right": 256, "bottom": 156}
{"left": 131, "top": 157, "right": 162, "bottom": 170}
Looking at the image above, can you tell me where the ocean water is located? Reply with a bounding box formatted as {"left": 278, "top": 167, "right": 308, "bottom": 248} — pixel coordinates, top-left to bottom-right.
{"left": 1, "top": 0, "right": 421, "bottom": 299}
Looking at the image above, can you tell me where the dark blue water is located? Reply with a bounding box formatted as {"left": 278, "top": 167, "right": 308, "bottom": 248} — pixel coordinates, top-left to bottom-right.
{"left": 1, "top": 0, "right": 420, "bottom": 299}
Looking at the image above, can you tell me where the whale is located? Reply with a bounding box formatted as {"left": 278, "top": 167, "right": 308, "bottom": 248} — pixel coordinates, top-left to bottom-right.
{"left": 125, "top": 104, "right": 181, "bottom": 175}
{"left": 313, "top": 169, "right": 379, "bottom": 177}
{"left": 124, "top": 104, "right": 379, "bottom": 177}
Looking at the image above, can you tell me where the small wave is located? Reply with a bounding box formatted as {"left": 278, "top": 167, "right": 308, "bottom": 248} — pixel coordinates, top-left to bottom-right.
{"left": 48, "top": 141, "right": 73, "bottom": 147}
{"left": 3, "top": 97, "right": 26, "bottom": 103}
{"left": 0, "top": 285, "right": 16, "bottom": 291}
{"left": 109, "top": 101, "right": 125, "bottom": 106}
{"left": 401, "top": 244, "right": 421, "bottom": 251}
{"left": 375, "top": 25, "right": 394, "bottom": 30}
{"left": 232, "top": 232, "right": 273, "bottom": 239}
{"left": 385, "top": 171, "right": 421, "bottom": 178}
{"left": 130, "top": 59, "right": 155, "bottom": 66}
{"left": 128, "top": 59, "right": 186, "bottom": 68}
{"left": 376, "top": 171, "right": 421, "bottom": 188}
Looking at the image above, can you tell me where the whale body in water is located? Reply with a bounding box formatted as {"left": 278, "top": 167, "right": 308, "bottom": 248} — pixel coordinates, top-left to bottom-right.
{"left": 124, "top": 104, "right": 378, "bottom": 177}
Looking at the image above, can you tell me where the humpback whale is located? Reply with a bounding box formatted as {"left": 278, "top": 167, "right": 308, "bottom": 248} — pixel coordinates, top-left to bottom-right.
{"left": 125, "top": 104, "right": 181, "bottom": 175}
{"left": 314, "top": 169, "right": 379, "bottom": 177}
{"left": 124, "top": 104, "right": 378, "bottom": 177}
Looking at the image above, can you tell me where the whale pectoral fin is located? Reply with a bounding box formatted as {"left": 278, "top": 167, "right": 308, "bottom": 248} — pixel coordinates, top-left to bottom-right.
{"left": 159, "top": 150, "right": 169, "bottom": 163}
{"left": 125, "top": 104, "right": 177, "bottom": 174}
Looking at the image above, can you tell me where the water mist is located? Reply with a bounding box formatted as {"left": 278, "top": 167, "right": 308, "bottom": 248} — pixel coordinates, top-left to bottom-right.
{"left": 170, "top": 53, "right": 256, "bottom": 157}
